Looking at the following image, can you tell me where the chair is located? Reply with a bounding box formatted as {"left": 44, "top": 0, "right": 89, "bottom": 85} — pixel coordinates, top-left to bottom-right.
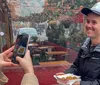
{"left": 32, "top": 54, "right": 40, "bottom": 65}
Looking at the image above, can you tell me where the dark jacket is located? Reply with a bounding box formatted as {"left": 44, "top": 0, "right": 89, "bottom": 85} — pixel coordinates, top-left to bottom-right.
{"left": 65, "top": 38, "right": 100, "bottom": 85}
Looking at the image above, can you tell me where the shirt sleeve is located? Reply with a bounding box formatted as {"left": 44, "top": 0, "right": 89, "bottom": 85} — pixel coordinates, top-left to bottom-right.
{"left": 21, "top": 73, "right": 39, "bottom": 85}
{"left": 0, "top": 71, "right": 8, "bottom": 85}
{"left": 64, "top": 49, "right": 81, "bottom": 75}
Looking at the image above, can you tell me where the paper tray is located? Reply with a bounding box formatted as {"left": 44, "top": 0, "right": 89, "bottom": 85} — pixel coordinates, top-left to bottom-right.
{"left": 54, "top": 73, "right": 81, "bottom": 85}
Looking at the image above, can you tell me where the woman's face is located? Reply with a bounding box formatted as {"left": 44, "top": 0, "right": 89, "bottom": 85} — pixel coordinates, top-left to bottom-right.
{"left": 85, "top": 13, "right": 100, "bottom": 39}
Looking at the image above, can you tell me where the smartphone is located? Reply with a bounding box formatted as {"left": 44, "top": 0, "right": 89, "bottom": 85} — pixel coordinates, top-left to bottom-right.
{"left": 12, "top": 33, "right": 30, "bottom": 64}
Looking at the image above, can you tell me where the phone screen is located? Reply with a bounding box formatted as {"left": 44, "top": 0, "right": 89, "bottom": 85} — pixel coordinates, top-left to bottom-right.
{"left": 12, "top": 34, "right": 29, "bottom": 63}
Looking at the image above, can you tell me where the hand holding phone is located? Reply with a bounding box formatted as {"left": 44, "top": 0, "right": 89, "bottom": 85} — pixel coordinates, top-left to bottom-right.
{"left": 12, "top": 33, "right": 30, "bottom": 64}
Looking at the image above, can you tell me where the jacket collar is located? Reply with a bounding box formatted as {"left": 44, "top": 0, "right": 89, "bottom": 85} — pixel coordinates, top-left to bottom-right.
{"left": 81, "top": 37, "right": 100, "bottom": 53}
{"left": 81, "top": 38, "right": 91, "bottom": 54}
{"left": 94, "top": 44, "right": 100, "bottom": 52}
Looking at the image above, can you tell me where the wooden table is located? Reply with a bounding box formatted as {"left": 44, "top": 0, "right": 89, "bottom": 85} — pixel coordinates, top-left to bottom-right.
{"left": 38, "top": 46, "right": 55, "bottom": 50}
{"left": 46, "top": 51, "right": 68, "bottom": 61}
{"left": 46, "top": 51, "right": 67, "bottom": 55}
{"left": 38, "top": 46, "right": 49, "bottom": 49}
{"left": 28, "top": 43, "right": 38, "bottom": 46}
{"left": 39, "top": 60, "right": 71, "bottom": 66}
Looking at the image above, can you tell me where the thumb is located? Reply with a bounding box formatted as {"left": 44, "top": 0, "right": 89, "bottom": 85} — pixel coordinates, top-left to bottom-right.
{"left": 25, "top": 50, "right": 30, "bottom": 58}
{"left": 16, "top": 56, "right": 22, "bottom": 62}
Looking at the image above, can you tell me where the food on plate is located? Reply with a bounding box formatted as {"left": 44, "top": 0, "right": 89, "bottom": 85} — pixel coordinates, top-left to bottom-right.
{"left": 61, "top": 76, "right": 78, "bottom": 80}
{"left": 54, "top": 73, "right": 81, "bottom": 85}
{"left": 55, "top": 73, "right": 80, "bottom": 81}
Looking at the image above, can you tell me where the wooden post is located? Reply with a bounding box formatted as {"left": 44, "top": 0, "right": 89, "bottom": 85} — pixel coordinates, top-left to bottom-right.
{"left": 4, "top": 12, "right": 12, "bottom": 48}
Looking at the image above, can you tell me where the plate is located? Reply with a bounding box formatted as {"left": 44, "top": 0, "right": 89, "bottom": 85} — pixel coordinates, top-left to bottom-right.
{"left": 54, "top": 73, "right": 81, "bottom": 85}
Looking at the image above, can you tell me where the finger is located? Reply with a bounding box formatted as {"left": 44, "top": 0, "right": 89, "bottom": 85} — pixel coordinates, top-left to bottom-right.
{"left": 3, "top": 46, "right": 14, "bottom": 54}
{"left": 4, "top": 52, "right": 13, "bottom": 62}
{"left": 24, "top": 50, "right": 30, "bottom": 58}
{"left": 64, "top": 80, "right": 69, "bottom": 84}
{"left": 73, "top": 81, "right": 79, "bottom": 85}
{"left": 57, "top": 79, "right": 66, "bottom": 84}
{"left": 16, "top": 56, "right": 23, "bottom": 63}
{"left": 3, "top": 62, "right": 13, "bottom": 67}
{"left": 7, "top": 52, "right": 13, "bottom": 58}
{"left": 4, "top": 58, "right": 11, "bottom": 62}
{"left": 12, "top": 63, "right": 20, "bottom": 67}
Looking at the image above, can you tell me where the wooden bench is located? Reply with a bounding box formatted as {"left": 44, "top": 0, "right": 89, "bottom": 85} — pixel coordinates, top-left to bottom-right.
{"left": 39, "top": 60, "right": 71, "bottom": 66}
{"left": 46, "top": 51, "right": 67, "bottom": 55}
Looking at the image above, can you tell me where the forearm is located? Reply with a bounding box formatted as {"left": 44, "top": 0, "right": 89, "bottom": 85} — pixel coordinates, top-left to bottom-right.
{"left": 0, "top": 71, "right": 8, "bottom": 85}
{"left": 64, "top": 49, "right": 81, "bottom": 75}
{"left": 21, "top": 73, "right": 39, "bottom": 85}
{"left": 64, "top": 64, "right": 79, "bottom": 75}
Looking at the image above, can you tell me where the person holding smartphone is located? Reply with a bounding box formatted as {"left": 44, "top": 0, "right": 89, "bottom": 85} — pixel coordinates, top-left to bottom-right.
{"left": 0, "top": 46, "right": 39, "bottom": 85}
